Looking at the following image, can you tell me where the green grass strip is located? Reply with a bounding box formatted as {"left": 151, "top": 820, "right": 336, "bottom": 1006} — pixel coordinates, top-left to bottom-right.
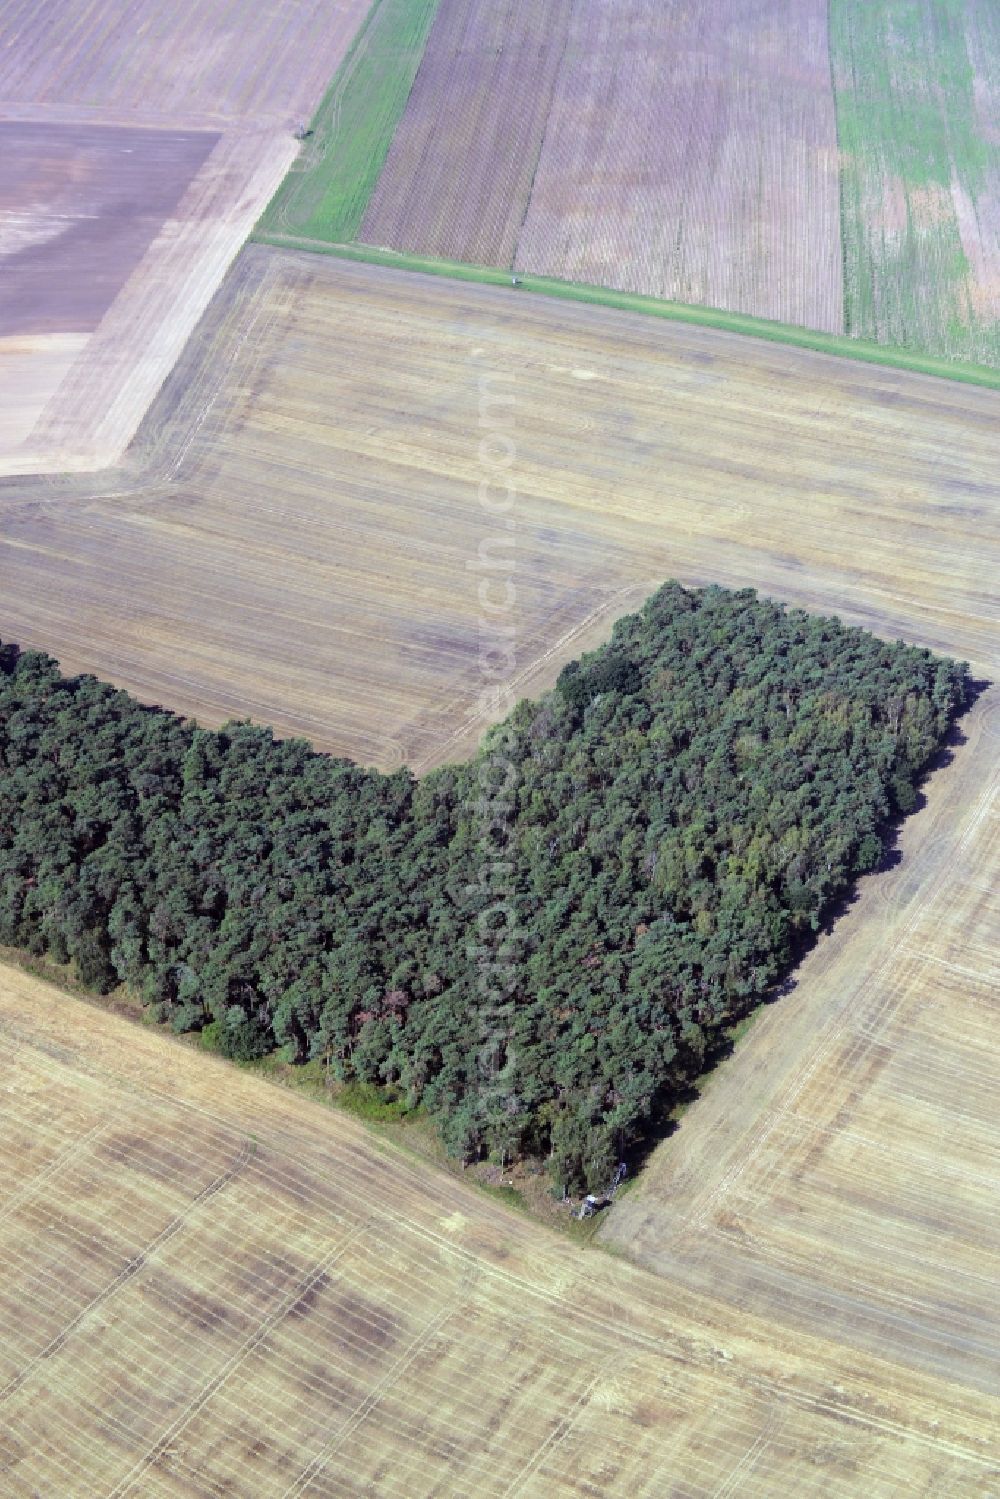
{"left": 257, "top": 0, "right": 440, "bottom": 245}
{"left": 252, "top": 233, "right": 1000, "bottom": 390}
{"left": 829, "top": 0, "right": 999, "bottom": 367}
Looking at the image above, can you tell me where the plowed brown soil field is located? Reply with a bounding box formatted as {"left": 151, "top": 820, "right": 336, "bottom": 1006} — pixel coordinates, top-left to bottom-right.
{"left": 0, "top": 121, "right": 217, "bottom": 337}
{"left": 359, "top": 0, "right": 844, "bottom": 332}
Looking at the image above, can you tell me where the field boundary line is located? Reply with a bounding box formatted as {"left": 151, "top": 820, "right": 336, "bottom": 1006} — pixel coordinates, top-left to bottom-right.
{"left": 258, "top": 0, "right": 441, "bottom": 244}
{"left": 1, "top": 981, "right": 994, "bottom": 1476}
{"left": 826, "top": 0, "right": 850, "bottom": 340}
{"left": 409, "top": 581, "right": 659, "bottom": 775}
{"left": 260, "top": 0, "right": 383, "bottom": 238}
{"left": 88, "top": 251, "right": 284, "bottom": 504}
{"left": 507, "top": 0, "right": 576, "bottom": 276}
{"left": 391, "top": 1214, "right": 995, "bottom": 1470}
{"left": 250, "top": 235, "right": 1000, "bottom": 391}
{"left": 0, "top": 250, "right": 282, "bottom": 510}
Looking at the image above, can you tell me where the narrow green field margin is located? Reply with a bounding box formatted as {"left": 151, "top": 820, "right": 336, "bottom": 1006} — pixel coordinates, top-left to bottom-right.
{"left": 254, "top": 0, "right": 998, "bottom": 387}
{"left": 257, "top": 0, "right": 440, "bottom": 244}
{"left": 253, "top": 232, "right": 1000, "bottom": 391}
{"left": 830, "top": 0, "right": 1000, "bottom": 368}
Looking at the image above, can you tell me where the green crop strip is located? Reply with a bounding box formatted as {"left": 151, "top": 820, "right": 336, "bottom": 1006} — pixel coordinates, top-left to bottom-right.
{"left": 829, "top": 0, "right": 999, "bottom": 367}
{"left": 257, "top": 0, "right": 440, "bottom": 245}
{"left": 255, "top": 0, "right": 1000, "bottom": 386}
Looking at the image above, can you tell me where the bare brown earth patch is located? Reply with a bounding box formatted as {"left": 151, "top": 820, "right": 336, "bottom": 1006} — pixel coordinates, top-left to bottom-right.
{"left": 0, "top": 0, "right": 372, "bottom": 475}
{"left": 0, "top": 120, "right": 217, "bottom": 336}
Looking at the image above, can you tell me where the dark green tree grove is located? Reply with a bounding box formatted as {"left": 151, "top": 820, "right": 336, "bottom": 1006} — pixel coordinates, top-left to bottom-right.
{"left": 0, "top": 584, "right": 968, "bottom": 1189}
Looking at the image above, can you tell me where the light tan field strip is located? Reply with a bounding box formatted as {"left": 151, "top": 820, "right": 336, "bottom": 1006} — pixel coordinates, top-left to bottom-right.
{"left": 0, "top": 967, "right": 996, "bottom": 1497}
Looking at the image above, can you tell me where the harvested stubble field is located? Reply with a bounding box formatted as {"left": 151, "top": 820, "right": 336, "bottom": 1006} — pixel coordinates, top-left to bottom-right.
{"left": 357, "top": 0, "right": 843, "bottom": 332}
{"left": 602, "top": 680, "right": 1000, "bottom": 1394}
{"left": 1, "top": 962, "right": 998, "bottom": 1497}
{"left": 1, "top": 252, "right": 997, "bottom": 1490}
{"left": 0, "top": 0, "right": 372, "bottom": 475}
{"left": 1, "top": 247, "right": 996, "bottom": 769}
{"left": 0, "top": 228, "right": 998, "bottom": 1499}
